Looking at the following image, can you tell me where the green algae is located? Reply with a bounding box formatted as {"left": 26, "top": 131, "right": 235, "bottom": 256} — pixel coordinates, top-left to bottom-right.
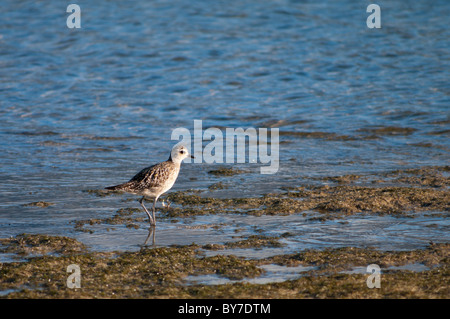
{"left": 164, "top": 184, "right": 448, "bottom": 218}
{"left": 166, "top": 165, "right": 450, "bottom": 218}
{"left": 357, "top": 126, "right": 417, "bottom": 136}
{"left": 74, "top": 207, "right": 146, "bottom": 232}
{"left": 0, "top": 234, "right": 87, "bottom": 258}
{"left": 23, "top": 201, "right": 54, "bottom": 208}
{"left": 266, "top": 243, "right": 449, "bottom": 273}
{"left": 208, "top": 167, "right": 245, "bottom": 176}
{"left": 322, "top": 165, "right": 450, "bottom": 188}
{"left": 286, "top": 185, "right": 449, "bottom": 216}
{"left": 0, "top": 235, "right": 262, "bottom": 298}
{"left": 208, "top": 182, "right": 229, "bottom": 190}
{"left": 184, "top": 267, "right": 448, "bottom": 299}
{"left": 202, "top": 235, "right": 286, "bottom": 250}
{"left": 0, "top": 234, "right": 447, "bottom": 298}
{"left": 279, "top": 130, "right": 355, "bottom": 141}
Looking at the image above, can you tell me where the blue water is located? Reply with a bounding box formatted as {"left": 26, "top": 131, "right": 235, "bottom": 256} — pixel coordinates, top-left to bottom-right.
{"left": 0, "top": 1, "right": 449, "bottom": 253}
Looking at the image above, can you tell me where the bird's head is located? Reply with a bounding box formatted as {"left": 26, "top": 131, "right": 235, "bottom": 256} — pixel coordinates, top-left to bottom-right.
{"left": 170, "top": 145, "right": 194, "bottom": 164}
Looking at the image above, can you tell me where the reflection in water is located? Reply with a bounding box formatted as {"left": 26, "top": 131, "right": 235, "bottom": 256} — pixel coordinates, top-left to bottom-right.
{"left": 143, "top": 226, "right": 156, "bottom": 247}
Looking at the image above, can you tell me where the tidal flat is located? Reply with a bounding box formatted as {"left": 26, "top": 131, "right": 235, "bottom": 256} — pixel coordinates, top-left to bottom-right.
{"left": 0, "top": 166, "right": 448, "bottom": 298}
{"left": 0, "top": 234, "right": 448, "bottom": 298}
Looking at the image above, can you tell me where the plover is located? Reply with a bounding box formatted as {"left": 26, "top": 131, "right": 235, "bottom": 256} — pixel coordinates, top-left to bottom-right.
{"left": 105, "top": 145, "right": 194, "bottom": 226}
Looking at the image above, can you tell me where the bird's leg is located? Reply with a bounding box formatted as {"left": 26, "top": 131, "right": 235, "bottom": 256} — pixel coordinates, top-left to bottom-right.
{"left": 151, "top": 196, "right": 158, "bottom": 226}
{"left": 139, "top": 197, "right": 154, "bottom": 226}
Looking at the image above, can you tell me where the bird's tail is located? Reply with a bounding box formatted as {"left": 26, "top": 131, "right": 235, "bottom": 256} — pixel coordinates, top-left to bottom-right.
{"left": 105, "top": 183, "right": 126, "bottom": 191}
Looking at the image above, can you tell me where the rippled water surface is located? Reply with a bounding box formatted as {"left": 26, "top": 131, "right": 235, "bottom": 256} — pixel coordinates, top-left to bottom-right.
{"left": 0, "top": 1, "right": 449, "bottom": 255}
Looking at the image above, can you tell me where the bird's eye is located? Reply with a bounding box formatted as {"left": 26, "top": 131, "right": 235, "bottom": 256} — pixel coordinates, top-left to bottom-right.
{"left": 180, "top": 150, "right": 185, "bottom": 154}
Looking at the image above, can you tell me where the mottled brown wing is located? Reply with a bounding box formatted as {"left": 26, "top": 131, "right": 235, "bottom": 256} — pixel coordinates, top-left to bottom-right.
{"left": 129, "top": 161, "right": 175, "bottom": 189}
{"left": 106, "top": 162, "right": 169, "bottom": 191}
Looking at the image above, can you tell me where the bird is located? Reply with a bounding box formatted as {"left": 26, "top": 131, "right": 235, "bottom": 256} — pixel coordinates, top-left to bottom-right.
{"left": 105, "top": 145, "right": 194, "bottom": 226}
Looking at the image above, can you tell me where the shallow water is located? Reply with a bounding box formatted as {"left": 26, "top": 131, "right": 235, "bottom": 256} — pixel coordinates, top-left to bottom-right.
{"left": 69, "top": 212, "right": 449, "bottom": 256}
{"left": 185, "top": 264, "right": 316, "bottom": 286}
{"left": 0, "top": 0, "right": 449, "bottom": 264}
